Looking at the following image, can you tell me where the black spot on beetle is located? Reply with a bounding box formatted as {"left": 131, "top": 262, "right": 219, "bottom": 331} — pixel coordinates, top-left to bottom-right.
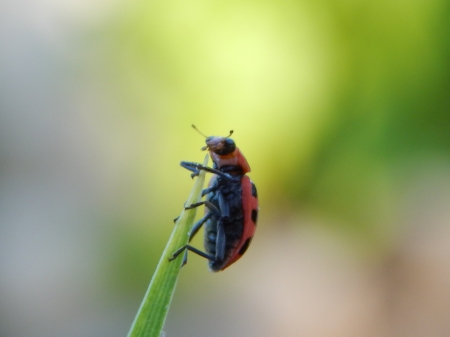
{"left": 251, "top": 209, "right": 258, "bottom": 224}
{"left": 238, "top": 237, "right": 253, "bottom": 255}
{"left": 251, "top": 183, "right": 258, "bottom": 198}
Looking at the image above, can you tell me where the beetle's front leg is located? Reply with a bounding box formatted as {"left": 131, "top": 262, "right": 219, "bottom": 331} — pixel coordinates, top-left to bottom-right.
{"left": 180, "top": 161, "right": 202, "bottom": 178}
{"left": 180, "top": 161, "right": 233, "bottom": 180}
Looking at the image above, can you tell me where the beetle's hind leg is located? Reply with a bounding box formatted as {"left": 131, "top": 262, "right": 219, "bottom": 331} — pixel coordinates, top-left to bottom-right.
{"left": 169, "top": 245, "right": 215, "bottom": 262}
{"left": 170, "top": 210, "right": 215, "bottom": 268}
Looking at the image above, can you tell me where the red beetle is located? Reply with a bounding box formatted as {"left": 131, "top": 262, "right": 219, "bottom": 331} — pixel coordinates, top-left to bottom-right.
{"left": 170, "top": 125, "right": 258, "bottom": 271}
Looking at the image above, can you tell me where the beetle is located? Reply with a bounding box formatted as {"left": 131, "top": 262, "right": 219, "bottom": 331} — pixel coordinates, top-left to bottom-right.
{"left": 169, "top": 125, "right": 258, "bottom": 271}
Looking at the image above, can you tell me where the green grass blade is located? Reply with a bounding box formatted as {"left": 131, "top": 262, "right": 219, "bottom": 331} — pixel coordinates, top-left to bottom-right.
{"left": 127, "top": 154, "right": 209, "bottom": 337}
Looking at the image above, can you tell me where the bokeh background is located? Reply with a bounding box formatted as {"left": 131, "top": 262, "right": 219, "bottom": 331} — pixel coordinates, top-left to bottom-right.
{"left": 1, "top": 0, "right": 450, "bottom": 336}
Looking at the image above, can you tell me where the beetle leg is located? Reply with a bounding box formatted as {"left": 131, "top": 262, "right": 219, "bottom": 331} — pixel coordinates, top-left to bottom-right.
{"left": 169, "top": 245, "right": 215, "bottom": 262}
{"left": 201, "top": 185, "right": 218, "bottom": 197}
{"left": 174, "top": 203, "right": 214, "bottom": 230}
{"left": 180, "top": 161, "right": 233, "bottom": 181}
{"left": 215, "top": 221, "right": 226, "bottom": 261}
{"left": 185, "top": 201, "right": 221, "bottom": 216}
{"left": 180, "top": 161, "right": 201, "bottom": 178}
{"left": 188, "top": 212, "right": 213, "bottom": 242}
{"left": 217, "top": 191, "right": 230, "bottom": 218}
{"left": 213, "top": 191, "right": 230, "bottom": 260}
{"left": 181, "top": 250, "right": 188, "bottom": 267}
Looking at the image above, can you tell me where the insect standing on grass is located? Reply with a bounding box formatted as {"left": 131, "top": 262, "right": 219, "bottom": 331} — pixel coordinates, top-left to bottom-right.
{"left": 169, "top": 125, "right": 258, "bottom": 271}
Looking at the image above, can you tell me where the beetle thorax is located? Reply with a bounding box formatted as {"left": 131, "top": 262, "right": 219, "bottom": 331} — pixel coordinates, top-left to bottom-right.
{"left": 210, "top": 151, "right": 240, "bottom": 168}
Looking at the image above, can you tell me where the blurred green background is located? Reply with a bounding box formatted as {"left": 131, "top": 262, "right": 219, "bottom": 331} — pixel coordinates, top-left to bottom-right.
{"left": 1, "top": 0, "right": 450, "bottom": 336}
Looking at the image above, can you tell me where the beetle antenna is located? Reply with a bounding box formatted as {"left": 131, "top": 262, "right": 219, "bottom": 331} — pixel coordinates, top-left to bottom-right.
{"left": 192, "top": 124, "right": 207, "bottom": 138}
{"left": 226, "top": 130, "right": 234, "bottom": 138}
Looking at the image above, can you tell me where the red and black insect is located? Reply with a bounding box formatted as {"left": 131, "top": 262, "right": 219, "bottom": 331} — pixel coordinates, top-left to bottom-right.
{"left": 169, "top": 125, "right": 258, "bottom": 271}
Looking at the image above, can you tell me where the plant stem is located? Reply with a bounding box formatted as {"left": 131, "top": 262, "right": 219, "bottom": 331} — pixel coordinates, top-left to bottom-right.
{"left": 127, "top": 154, "right": 209, "bottom": 337}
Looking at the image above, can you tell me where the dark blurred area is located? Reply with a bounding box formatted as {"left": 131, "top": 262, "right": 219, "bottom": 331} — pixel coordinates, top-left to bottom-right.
{"left": 1, "top": 0, "right": 450, "bottom": 336}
